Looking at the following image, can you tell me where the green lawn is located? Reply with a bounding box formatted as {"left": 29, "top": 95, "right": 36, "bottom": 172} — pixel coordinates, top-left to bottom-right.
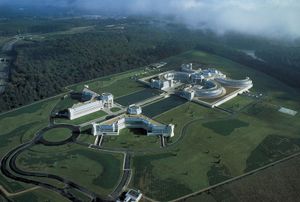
{"left": 53, "top": 95, "right": 77, "bottom": 113}
{"left": 220, "top": 95, "right": 256, "bottom": 112}
{"left": 43, "top": 128, "right": 73, "bottom": 142}
{"left": 16, "top": 144, "right": 123, "bottom": 197}
{"left": 130, "top": 50, "right": 300, "bottom": 201}
{"left": 102, "top": 128, "right": 161, "bottom": 151}
{"left": 10, "top": 188, "right": 70, "bottom": 202}
{"left": 55, "top": 110, "right": 108, "bottom": 125}
{"left": 110, "top": 107, "right": 122, "bottom": 113}
{"left": 202, "top": 119, "right": 249, "bottom": 136}
{"left": 1, "top": 49, "right": 300, "bottom": 201}
{"left": 69, "top": 69, "right": 147, "bottom": 98}
{"left": 0, "top": 97, "right": 60, "bottom": 193}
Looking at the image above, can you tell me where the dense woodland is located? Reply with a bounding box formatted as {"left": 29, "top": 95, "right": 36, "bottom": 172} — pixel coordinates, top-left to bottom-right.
{"left": 0, "top": 20, "right": 200, "bottom": 111}
{"left": 0, "top": 17, "right": 300, "bottom": 112}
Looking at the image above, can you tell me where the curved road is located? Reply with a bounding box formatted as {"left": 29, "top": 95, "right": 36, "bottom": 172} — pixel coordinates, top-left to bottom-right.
{"left": 0, "top": 123, "right": 111, "bottom": 202}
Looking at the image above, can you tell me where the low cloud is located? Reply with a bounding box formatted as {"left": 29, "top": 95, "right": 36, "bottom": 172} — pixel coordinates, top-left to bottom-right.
{"left": 2, "top": 0, "right": 300, "bottom": 40}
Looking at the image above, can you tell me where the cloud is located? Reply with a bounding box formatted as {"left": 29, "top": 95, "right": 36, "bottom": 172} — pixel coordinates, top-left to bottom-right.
{"left": 2, "top": 0, "right": 300, "bottom": 39}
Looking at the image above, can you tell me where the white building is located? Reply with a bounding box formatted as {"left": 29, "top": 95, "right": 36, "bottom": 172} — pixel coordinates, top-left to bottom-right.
{"left": 124, "top": 189, "right": 142, "bottom": 202}
{"left": 127, "top": 105, "right": 142, "bottom": 115}
{"left": 68, "top": 100, "right": 103, "bottom": 120}
{"left": 180, "top": 87, "right": 195, "bottom": 101}
{"left": 68, "top": 90, "right": 114, "bottom": 120}
{"left": 150, "top": 79, "right": 173, "bottom": 90}
{"left": 92, "top": 114, "right": 174, "bottom": 138}
{"left": 101, "top": 93, "right": 114, "bottom": 108}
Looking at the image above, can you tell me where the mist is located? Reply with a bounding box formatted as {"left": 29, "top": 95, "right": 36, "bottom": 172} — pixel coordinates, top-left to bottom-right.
{"left": 1, "top": 0, "right": 300, "bottom": 40}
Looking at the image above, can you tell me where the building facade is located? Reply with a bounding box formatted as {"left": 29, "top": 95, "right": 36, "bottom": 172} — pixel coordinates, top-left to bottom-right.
{"left": 68, "top": 89, "right": 114, "bottom": 120}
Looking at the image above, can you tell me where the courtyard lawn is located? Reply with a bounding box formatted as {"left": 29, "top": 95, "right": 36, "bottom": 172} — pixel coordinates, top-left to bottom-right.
{"left": 16, "top": 144, "right": 123, "bottom": 197}
{"left": 110, "top": 107, "right": 122, "bottom": 113}
{"left": 102, "top": 128, "right": 161, "bottom": 151}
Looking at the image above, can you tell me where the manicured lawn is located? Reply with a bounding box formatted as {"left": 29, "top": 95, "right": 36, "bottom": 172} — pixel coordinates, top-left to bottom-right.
{"left": 16, "top": 144, "right": 123, "bottom": 197}
{"left": 53, "top": 95, "right": 77, "bottom": 112}
{"left": 220, "top": 95, "right": 256, "bottom": 112}
{"left": 202, "top": 119, "right": 249, "bottom": 136}
{"left": 69, "top": 69, "right": 147, "bottom": 98}
{"left": 0, "top": 97, "right": 60, "bottom": 193}
{"left": 43, "top": 128, "right": 72, "bottom": 142}
{"left": 103, "top": 128, "right": 160, "bottom": 151}
{"left": 110, "top": 107, "right": 122, "bottom": 113}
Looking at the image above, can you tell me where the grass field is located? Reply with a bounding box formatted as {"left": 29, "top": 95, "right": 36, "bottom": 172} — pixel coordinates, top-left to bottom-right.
{"left": 130, "top": 50, "right": 300, "bottom": 201}
{"left": 16, "top": 144, "right": 123, "bottom": 197}
{"left": 184, "top": 154, "right": 300, "bottom": 202}
{"left": 69, "top": 69, "right": 148, "bottom": 98}
{"left": 42, "top": 128, "right": 72, "bottom": 142}
{"left": 0, "top": 97, "right": 60, "bottom": 193}
{"left": 1, "top": 49, "right": 300, "bottom": 201}
{"left": 103, "top": 128, "right": 161, "bottom": 151}
{"left": 9, "top": 188, "right": 70, "bottom": 202}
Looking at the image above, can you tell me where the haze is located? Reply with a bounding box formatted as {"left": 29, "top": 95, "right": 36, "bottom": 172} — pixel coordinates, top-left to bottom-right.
{"left": 1, "top": 0, "right": 300, "bottom": 40}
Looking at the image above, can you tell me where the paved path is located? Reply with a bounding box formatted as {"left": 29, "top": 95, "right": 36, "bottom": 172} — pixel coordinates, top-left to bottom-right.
{"left": 0, "top": 186, "right": 40, "bottom": 197}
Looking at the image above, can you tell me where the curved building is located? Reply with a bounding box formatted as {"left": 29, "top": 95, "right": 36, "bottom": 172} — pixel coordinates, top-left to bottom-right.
{"left": 192, "top": 81, "right": 225, "bottom": 98}
{"left": 215, "top": 77, "right": 253, "bottom": 88}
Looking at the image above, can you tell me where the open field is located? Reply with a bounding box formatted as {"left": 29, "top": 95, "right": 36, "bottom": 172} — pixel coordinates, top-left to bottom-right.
{"left": 130, "top": 50, "right": 300, "bottom": 201}
{"left": 0, "top": 97, "right": 60, "bottom": 193}
{"left": 1, "top": 49, "right": 300, "bottom": 201}
{"left": 8, "top": 187, "right": 70, "bottom": 202}
{"left": 220, "top": 95, "right": 257, "bottom": 112}
{"left": 184, "top": 154, "right": 300, "bottom": 202}
{"left": 16, "top": 144, "right": 123, "bottom": 197}
{"left": 68, "top": 68, "right": 151, "bottom": 98}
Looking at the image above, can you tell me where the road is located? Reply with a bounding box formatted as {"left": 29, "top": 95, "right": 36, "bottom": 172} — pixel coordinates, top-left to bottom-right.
{"left": 0, "top": 122, "right": 110, "bottom": 201}
{"left": 0, "top": 96, "right": 135, "bottom": 202}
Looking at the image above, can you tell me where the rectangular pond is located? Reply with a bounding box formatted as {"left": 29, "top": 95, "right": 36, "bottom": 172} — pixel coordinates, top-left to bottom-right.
{"left": 115, "top": 88, "right": 160, "bottom": 106}
{"left": 142, "top": 95, "right": 187, "bottom": 118}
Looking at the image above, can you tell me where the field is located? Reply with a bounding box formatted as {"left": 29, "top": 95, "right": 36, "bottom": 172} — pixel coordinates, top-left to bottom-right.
{"left": 0, "top": 97, "right": 60, "bottom": 193}
{"left": 42, "top": 128, "right": 72, "bottom": 142}
{"left": 9, "top": 188, "right": 70, "bottom": 202}
{"left": 129, "top": 50, "right": 300, "bottom": 200}
{"left": 1, "top": 50, "right": 300, "bottom": 201}
{"left": 16, "top": 144, "right": 123, "bottom": 197}
{"left": 103, "top": 128, "right": 161, "bottom": 151}
{"left": 184, "top": 154, "right": 300, "bottom": 202}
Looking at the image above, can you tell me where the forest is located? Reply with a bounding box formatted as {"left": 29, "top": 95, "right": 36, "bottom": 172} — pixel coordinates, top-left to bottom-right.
{"left": 0, "top": 17, "right": 300, "bottom": 112}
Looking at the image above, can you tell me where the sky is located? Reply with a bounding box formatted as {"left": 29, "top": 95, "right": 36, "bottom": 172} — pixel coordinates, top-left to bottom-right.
{"left": 1, "top": 0, "right": 300, "bottom": 40}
